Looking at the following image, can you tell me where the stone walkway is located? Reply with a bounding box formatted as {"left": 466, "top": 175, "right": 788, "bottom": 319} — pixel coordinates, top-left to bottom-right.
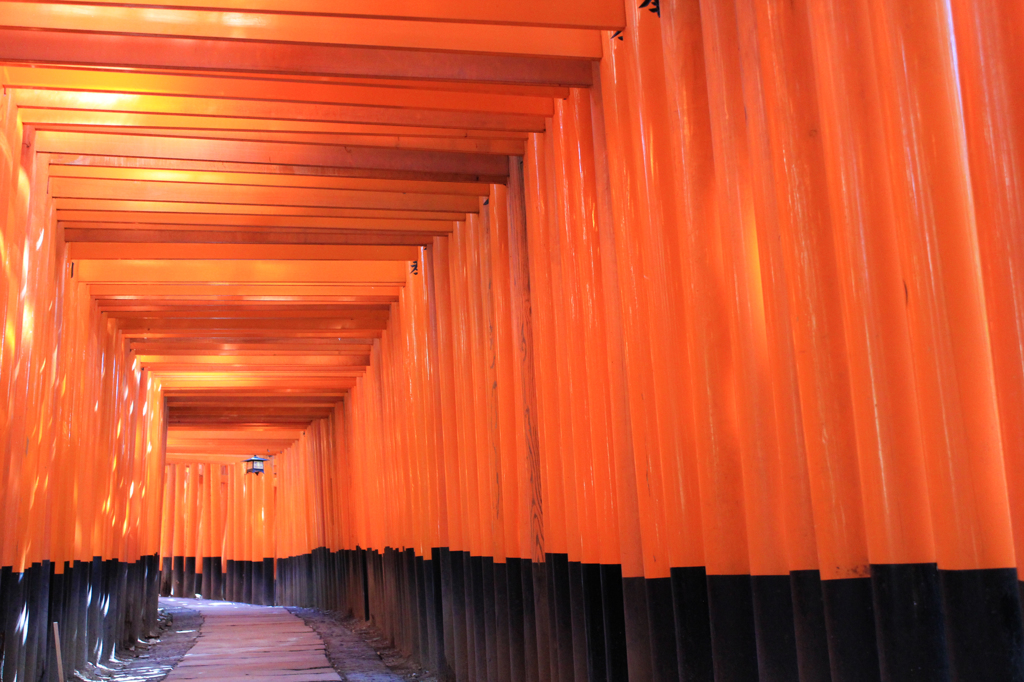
{"left": 158, "top": 599, "right": 405, "bottom": 682}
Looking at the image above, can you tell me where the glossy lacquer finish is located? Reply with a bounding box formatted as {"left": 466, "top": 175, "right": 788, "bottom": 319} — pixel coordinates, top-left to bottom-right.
{"left": 3, "top": 1, "right": 1024, "bottom": 681}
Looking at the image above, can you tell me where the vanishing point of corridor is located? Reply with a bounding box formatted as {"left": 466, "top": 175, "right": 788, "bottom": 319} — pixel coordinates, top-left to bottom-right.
{"left": 2, "top": 1, "right": 1024, "bottom": 682}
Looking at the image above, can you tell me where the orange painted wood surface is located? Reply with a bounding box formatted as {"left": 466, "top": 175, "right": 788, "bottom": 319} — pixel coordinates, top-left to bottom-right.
{"left": 2, "top": 1, "right": 1024, "bottom": 680}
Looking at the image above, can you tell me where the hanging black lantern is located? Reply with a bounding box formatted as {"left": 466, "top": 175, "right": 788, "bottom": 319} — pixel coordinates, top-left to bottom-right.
{"left": 243, "top": 454, "right": 269, "bottom": 475}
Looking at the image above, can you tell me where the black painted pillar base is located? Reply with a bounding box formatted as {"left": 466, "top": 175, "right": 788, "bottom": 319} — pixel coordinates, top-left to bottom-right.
{"left": 146, "top": 554, "right": 161, "bottom": 636}
{"left": 750, "top": 574, "right": 799, "bottom": 682}
{"left": 531, "top": 559, "right": 552, "bottom": 682}
{"left": 670, "top": 566, "right": 712, "bottom": 682}
{"left": 940, "top": 567, "right": 1024, "bottom": 682}
{"left": 646, "top": 576, "right": 679, "bottom": 682}
{"left": 172, "top": 556, "right": 185, "bottom": 597}
{"left": 470, "top": 554, "right": 486, "bottom": 681}
{"left": 599, "top": 564, "right": 628, "bottom": 682}
{"left": 567, "top": 560, "right": 587, "bottom": 682}
{"left": 183, "top": 557, "right": 196, "bottom": 599}
{"left": 264, "top": 558, "right": 275, "bottom": 606}
{"left": 581, "top": 563, "right": 607, "bottom": 682}
{"left": 243, "top": 561, "right": 253, "bottom": 604}
{"left": 870, "top": 563, "right": 948, "bottom": 682}
{"left": 789, "top": 570, "right": 832, "bottom": 682}
{"left": 201, "top": 557, "right": 212, "bottom": 599}
{"left": 548, "top": 553, "right": 575, "bottom": 682}
{"left": 507, "top": 558, "right": 527, "bottom": 682}
{"left": 621, "top": 575, "right": 652, "bottom": 682}
{"left": 521, "top": 559, "right": 542, "bottom": 682}
{"left": 705, "top": 574, "right": 758, "bottom": 682}
{"left": 224, "top": 559, "right": 235, "bottom": 602}
{"left": 70, "top": 560, "right": 88, "bottom": 671}
{"left": 450, "top": 550, "right": 469, "bottom": 681}
{"left": 210, "top": 557, "right": 223, "bottom": 601}
{"left": 821, "top": 576, "right": 882, "bottom": 682}
{"left": 491, "top": 558, "right": 510, "bottom": 682}
{"left": 252, "top": 560, "right": 264, "bottom": 605}
{"left": 360, "top": 549, "right": 370, "bottom": 620}
{"left": 160, "top": 557, "right": 172, "bottom": 597}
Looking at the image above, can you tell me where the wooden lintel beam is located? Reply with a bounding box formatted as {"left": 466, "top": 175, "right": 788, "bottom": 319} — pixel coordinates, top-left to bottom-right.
{"left": 2, "top": 65, "right": 555, "bottom": 116}
{"left": 166, "top": 399, "right": 337, "bottom": 405}
{"left": 25, "top": 110, "right": 534, "bottom": 143}
{"left": 14, "top": 90, "right": 544, "bottom": 136}
{"left": 144, "top": 364, "right": 367, "bottom": 373}
{"left": 143, "top": 354, "right": 368, "bottom": 366}
{"left": 59, "top": 212, "right": 455, "bottom": 231}
{"left": 47, "top": 164, "right": 492, "bottom": 196}
{"left": 165, "top": 455, "right": 284, "bottom": 463}
{"left": 55, "top": 200, "right": 467, "bottom": 222}
{"left": 63, "top": 228, "right": 438, "bottom": 246}
{"left": 68, "top": 243, "right": 421, "bottom": 261}
{"left": 123, "top": 330, "right": 384, "bottom": 339}
{"left": 166, "top": 397, "right": 342, "bottom": 405}
{"left": 139, "top": 342, "right": 375, "bottom": 352}
{"left": 0, "top": 4, "right": 604, "bottom": 58}
{"left": 34, "top": 131, "right": 511, "bottom": 177}
{"left": 31, "top": 124, "right": 527, "bottom": 155}
{"left": 73, "top": 258, "right": 408, "bottom": 284}
{"left": 116, "top": 317, "right": 388, "bottom": 332}
{"left": 0, "top": 1, "right": 623, "bottom": 30}
{"left": 49, "top": 177, "right": 480, "bottom": 212}
{"left": 167, "top": 420, "right": 323, "bottom": 427}
{"left": 47, "top": 155, "right": 507, "bottom": 184}
{"left": 168, "top": 432, "right": 304, "bottom": 442}
{"left": 158, "top": 380, "right": 357, "bottom": 390}
{"left": 166, "top": 395, "right": 343, "bottom": 402}
{"left": 86, "top": 283, "right": 401, "bottom": 298}
{"left": 106, "top": 305, "right": 390, "bottom": 317}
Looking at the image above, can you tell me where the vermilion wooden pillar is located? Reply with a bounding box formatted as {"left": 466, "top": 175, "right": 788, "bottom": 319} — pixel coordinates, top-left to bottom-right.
{"left": 160, "top": 465, "right": 176, "bottom": 596}
{"left": 523, "top": 133, "right": 568, "bottom": 682}
{"left": 172, "top": 464, "right": 186, "bottom": 596}
{"left": 527, "top": 125, "right": 582, "bottom": 682}
{"left": 7, "top": 3, "right": 1024, "bottom": 682}
{"left": 733, "top": 1, "right": 851, "bottom": 679}
{"left": 618, "top": 9, "right": 708, "bottom": 665}
{"left": 551, "top": 98, "right": 603, "bottom": 682}
{"left": 594, "top": 41, "right": 670, "bottom": 682}
{"left": 872, "top": 0, "right": 1024, "bottom": 677}
{"left": 950, "top": 0, "right": 1024, "bottom": 607}
{"left": 505, "top": 157, "right": 547, "bottom": 682}
{"left": 730, "top": 2, "right": 833, "bottom": 680}
{"left": 431, "top": 233, "right": 468, "bottom": 681}
{"left": 488, "top": 183, "right": 524, "bottom": 682}
{"left": 585, "top": 65, "right": 653, "bottom": 682}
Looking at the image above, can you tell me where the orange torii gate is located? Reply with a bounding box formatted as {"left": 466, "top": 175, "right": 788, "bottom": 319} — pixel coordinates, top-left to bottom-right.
{"left": 2, "top": 1, "right": 1024, "bottom": 682}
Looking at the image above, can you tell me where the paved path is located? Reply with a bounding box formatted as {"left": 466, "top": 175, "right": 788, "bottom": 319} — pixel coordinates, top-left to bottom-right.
{"left": 157, "top": 599, "right": 408, "bottom": 682}
{"left": 164, "top": 600, "right": 342, "bottom": 682}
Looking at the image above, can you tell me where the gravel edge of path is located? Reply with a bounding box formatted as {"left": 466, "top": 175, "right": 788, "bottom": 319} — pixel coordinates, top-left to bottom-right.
{"left": 80, "top": 601, "right": 204, "bottom": 682}
{"left": 287, "top": 607, "right": 437, "bottom": 682}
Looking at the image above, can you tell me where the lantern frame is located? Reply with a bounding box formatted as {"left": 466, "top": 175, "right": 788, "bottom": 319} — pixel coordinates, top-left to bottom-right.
{"left": 243, "top": 454, "right": 269, "bottom": 475}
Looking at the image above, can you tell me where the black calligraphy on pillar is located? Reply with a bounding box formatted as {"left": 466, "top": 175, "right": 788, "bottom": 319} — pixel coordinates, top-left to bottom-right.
{"left": 611, "top": 0, "right": 660, "bottom": 41}
{"left": 639, "top": 0, "right": 660, "bottom": 17}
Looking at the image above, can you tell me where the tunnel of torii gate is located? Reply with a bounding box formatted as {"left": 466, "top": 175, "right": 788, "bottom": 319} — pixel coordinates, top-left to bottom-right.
{"left": 0, "top": 1, "right": 1023, "bottom": 682}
